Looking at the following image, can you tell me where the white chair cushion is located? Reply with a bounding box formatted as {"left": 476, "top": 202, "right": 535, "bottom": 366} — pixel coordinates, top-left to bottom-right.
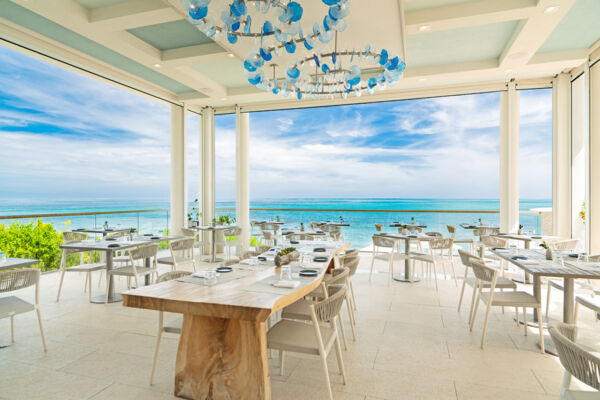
{"left": 565, "top": 391, "right": 600, "bottom": 400}
{"left": 107, "top": 266, "right": 155, "bottom": 276}
{"left": 281, "top": 299, "right": 314, "bottom": 321}
{"left": 576, "top": 295, "right": 600, "bottom": 314}
{"left": 481, "top": 291, "right": 540, "bottom": 307}
{"left": 267, "top": 319, "right": 334, "bottom": 356}
{"left": 465, "top": 276, "right": 517, "bottom": 289}
{"left": 0, "top": 296, "right": 35, "bottom": 319}
{"left": 157, "top": 257, "right": 174, "bottom": 265}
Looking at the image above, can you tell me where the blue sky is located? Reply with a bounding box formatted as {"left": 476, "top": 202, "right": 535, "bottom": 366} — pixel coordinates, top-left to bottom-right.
{"left": 0, "top": 45, "right": 552, "bottom": 201}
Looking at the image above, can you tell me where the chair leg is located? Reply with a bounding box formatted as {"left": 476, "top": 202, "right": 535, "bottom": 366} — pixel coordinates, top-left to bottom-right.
{"left": 35, "top": 307, "right": 47, "bottom": 352}
{"left": 150, "top": 312, "right": 163, "bottom": 385}
{"left": 369, "top": 251, "right": 376, "bottom": 282}
{"left": 574, "top": 301, "right": 580, "bottom": 322}
{"left": 545, "top": 283, "right": 552, "bottom": 318}
{"left": 450, "top": 259, "right": 458, "bottom": 287}
{"left": 333, "top": 319, "right": 347, "bottom": 384}
{"left": 56, "top": 269, "right": 66, "bottom": 302}
{"left": 561, "top": 371, "right": 572, "bottom": 399}
{"left": 349, "top": 280, "right": 357, "bottom": 311}
{"left": 338, "top": 311, "right": 348, "bottom": 350}
{"left": 457, "top": 278, "right": 467, "bottom": 312}
{"left": 318, "top": 347, "right": 334, "bottom": 400}
{"left": 537, "top": 307, "right": 545, "bottom": 354}
{"left": 480, "top": 300, "right": 493, "bottom": 350}
{"left": 468, "top": 282, "right": 478, "bottom": 325}
{"left": 345, "top": 296, "right": 356, "bottom": 341}
{"left": 523, "top": 307, "right": 527, "bottom": 336}
{"left": 432, "top": 262, "right": 438, "bottom": 292}
{"left": 279, "top": 350, "right": 285, "bottom": 376}
{"left": 388, "top": 256, "right": 393, "bottom": 287}
{"left": 83, "top": 272, "right": 88, "bottom": 293}
{"left": 470, "top": 287, "right": 481, "bottom": 332}
{"left": 133, "top": 274, "right": 139, "bottom": 289}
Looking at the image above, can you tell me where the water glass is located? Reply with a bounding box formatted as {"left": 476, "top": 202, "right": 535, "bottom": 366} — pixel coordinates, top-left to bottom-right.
{"left": 578, "top": 253, "right": 589, "bottom": 263}
{"left": 0, "top": 251, "right": 6, "bottom": 263}
{"left": 205, "top": 268, "right": 217, "bottom": 284}
{"left": 280, "top": 265, "right": 292, "bottom": 281}
{"left": 509, "top": 245, "right": 517, "bottom": 256}
{"left": 553, "top": 255, "right": 565, "bottom": 268}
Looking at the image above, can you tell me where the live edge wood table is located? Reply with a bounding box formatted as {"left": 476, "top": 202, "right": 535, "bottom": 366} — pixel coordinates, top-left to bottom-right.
{"left": 122, "top": 243, "right": 349, "bottom": 400}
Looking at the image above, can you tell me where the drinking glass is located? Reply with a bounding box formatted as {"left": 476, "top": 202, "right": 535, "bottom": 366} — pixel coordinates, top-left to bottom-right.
{"left": 0, "top": 251, "right": 6, "bottom": 263}
{"left": 553, "top": 255, "right": 565, "bottom": 268}
{"left": 205, "top": 268, "right": 217, "bottom": 284}
{"left": 578, "top": 253, "right": 589, "bottom": 263}
{"left": 280, "top": 265, "right": 292, "bottom": 281}
{"left": 509, "top": 245, "right": 517, "bottom": 256}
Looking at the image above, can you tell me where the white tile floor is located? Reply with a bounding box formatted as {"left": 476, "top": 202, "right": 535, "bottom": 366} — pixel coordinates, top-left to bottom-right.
{"left": 0, "top": 252, "right": 597, "bottom": 400}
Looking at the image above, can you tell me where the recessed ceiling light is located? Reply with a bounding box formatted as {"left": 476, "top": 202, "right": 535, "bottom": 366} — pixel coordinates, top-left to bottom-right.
{"left": 227, "top": 53, "right": 235, "bottom": 58}
{"left": 220, "top": 97, "right": 227, "bottom": 101}
{"left": 544, "top": 6, "right": 560, "bottom": 14}
{"left": 505, "top": 69, "right": 513, "bottom": 73}
{"left": 418, "top": 77, "right": 427, "bottom": 82}
{"left": 153, "top": 63, "right": 161, "bottom": 68}
{"left": 419, "top": 25, "right": 431, "bottom": 32}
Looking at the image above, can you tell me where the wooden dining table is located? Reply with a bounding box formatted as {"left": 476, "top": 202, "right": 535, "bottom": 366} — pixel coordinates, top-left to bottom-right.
{"left": 122, "top": 242, "right": 349, "bottom": 399}
{"left": 379, "top": 233, "right": 435, "bottom": 283}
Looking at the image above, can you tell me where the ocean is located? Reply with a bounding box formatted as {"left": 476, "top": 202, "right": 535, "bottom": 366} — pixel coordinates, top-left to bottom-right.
{"left": 0, "top": 198, "right": 551, "bottom": 248}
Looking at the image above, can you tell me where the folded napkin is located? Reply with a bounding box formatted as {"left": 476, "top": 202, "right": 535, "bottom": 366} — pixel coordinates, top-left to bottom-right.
{"left": 191, "top": 271, "right": 220, "bottom": 278}
{"left": 272, "top": 280, "right": 300, "bottom": 288}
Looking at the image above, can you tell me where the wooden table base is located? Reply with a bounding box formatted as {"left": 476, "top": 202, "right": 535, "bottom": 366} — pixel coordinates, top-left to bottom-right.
{"left": 175, "top": 314, "right": 271, "bottom": 400}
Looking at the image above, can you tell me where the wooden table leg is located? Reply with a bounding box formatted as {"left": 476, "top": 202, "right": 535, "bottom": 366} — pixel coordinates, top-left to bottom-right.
{"left": 175, "top": 314, "right": 270, "bottom": 400}
{"left": 563, "top": 277, "right": 575, "bottom": 324}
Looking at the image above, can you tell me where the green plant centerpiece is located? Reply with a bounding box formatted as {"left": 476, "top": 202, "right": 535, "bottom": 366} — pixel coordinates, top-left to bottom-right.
{"left": 274, "top": 247, "right": 299, "bottom": 267}
{"left": 478, "top": 217, "right": 483, "bottom": 226}
{"left": 540, "top": 241, "right": 552, "bottom": 260}
{"left": 518, "top": 224, "right": 523, "bottom": 235}
{"left": 187, "top": 198, "right": 200, "bottom": 226}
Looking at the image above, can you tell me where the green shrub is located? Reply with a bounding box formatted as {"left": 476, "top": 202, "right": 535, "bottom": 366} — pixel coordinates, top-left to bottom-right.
{"left": 0, "top": 219, "right": 63, "bottom": 272}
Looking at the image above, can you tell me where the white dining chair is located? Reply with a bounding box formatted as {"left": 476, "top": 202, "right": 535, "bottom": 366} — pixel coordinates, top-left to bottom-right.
{"left": 268, "top": 286, "right": 348, "bottom": 400}
{"left": 457, "top": 250, "right": 518, "bottom": 323}
{"left": 105, "top": 243, "right": 158, "bottom": 303}
{"left": 56, "top": 232, "right": 106, "bottom": 302}
{"left": 369, "top": 235, "right": 408, "bottom": 287}
{"left": 410, "top": 237, "right": 456, "bottom": 290}
{"left": 149, "top": 270, "right": 192, "bottom": 385}
{"left": 446, "top": 224, "right": 474, "bottom": 253}
{"left": 549, "top": 322, "right": 600, "bottom": 399}
{"left": 469, "top": 258, "right": 544, "bottom": 353}
{"left": 181, "top": 227, "right": 203, "bottom": 257}
{"left": 215, "top": 227, "right": 243, "bottom": 260}
{"left": 0, "top": 268, "right": 47, "bottom": 351}
{"left": 158, "top": 237, "right": 197, "bottom": 272}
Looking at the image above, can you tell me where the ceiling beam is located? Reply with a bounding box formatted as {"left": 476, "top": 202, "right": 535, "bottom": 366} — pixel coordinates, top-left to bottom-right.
{"left": 161, "top": 43, "right": 229, "bottom": 67}
{"left": 88, "top": 0, "right": 182, "bottom": 30}
{"left": 397, "top": 0, "right": 408, "bottom": 62}
{"left": 499, "top": 0, "right": 577, "bottom": 69}
{"left": 405, "top": 0, "right": 537, "bottom": 35}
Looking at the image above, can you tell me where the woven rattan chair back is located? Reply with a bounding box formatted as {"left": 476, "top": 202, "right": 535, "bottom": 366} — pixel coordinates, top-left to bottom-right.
{"left": 446, "top": 225, "right": 457, "bottom": 238}
{"left": 481, "top": 235, "right": 507, "bottom": 248}
{"left": 312, "top": 286, "right": 347, "bottom": 323}
{"left": 474, "top": 227, "right": 499, "bottom": 237}
{"left": 170, "top": 238, "right": 195, "bottom": 253}
{"left": 0, "top": 268, "right": 40, "bottom": 293}
{"left": 181, "top": 228, "right": 198, "bottom": 238}
{"left": 63, "top": 231, "right": 88, "bottom": 242}
{"left": 549, "top": 322, "right": 600, "bottom": 391}
{"left": 343, "top": 257, "right": 360, "bottom": 277}
{"left": 430, "top": 238, "right": 453, "bottom": 250}
{"left": 374, "top": 224, "right": 383, "bottom": 232}
{"left": 552, "top": 239, "right": 579, "bottom": 251}
{"left": 156, "top": 270, "right": 191, "bottom": 283}
{"left": 372, "top": 235, "right": 395, "bottom": 248}
{"left": 328, "top": 267, "right": 350, "bottom": 286}
{"left": 105, "top": 230, "right": 127, "bottom": 240}
{"left": 130, "top": 244, "right": 158, "bottom": 262}
{"left": 458, "top": 249, "right": 480, "bottom": 268}
{"left": 469, "top": 258, "right": 497, "bottom": 284}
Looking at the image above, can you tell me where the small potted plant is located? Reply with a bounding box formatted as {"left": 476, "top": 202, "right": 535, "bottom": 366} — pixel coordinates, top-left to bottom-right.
{"left": 187, "top": 198, "right": 200, "bottom": 227}
{"left": 478, "top": 218, "right": 483, "bottom": 226}
{"left": 129, "top": 227, "right": 136, "bottom": 240}
{"left": 300, "top": 222, "right": 304, "bottom": 232}
{"left": 275, "top": 247, "right": 299, "bottom": 267}
{"left": 518, "top": 224, "right": 523, "bottom": 235}
{"left": 540, "top": 241, "right": 552, "bottom": 260}
{"left": 276, "top": 215, "right": 280, "bottom": 222}
{"left": 411, "top": 216, "right": 415, "bottom": 224}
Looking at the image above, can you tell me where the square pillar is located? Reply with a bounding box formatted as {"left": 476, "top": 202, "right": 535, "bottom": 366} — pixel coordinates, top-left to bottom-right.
{"left": 236, "top": 107, "right": 250, "bottom": 253}
{"left": 170, "top": 104, "right": 187, "bottom": 236}
{"left": 200, "top": 107, "right": 215, "bottom": 250}
{"left": 500, "top": 81, "right": 520, "bottom": 233}
{"left": 552, "top": 73, "right": 572, "bottom": 238}
{"left": 590, "top": 61, "right": 600, "bottom": 253}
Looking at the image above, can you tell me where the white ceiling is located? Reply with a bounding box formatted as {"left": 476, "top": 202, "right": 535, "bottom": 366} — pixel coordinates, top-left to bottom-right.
{"left": 1, "top": 0, "right": 599, "bottom": 112}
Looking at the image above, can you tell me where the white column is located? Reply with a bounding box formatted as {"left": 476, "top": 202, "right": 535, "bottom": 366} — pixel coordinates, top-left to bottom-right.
{"left": 236, "top": 106, "right": 250, "bottom": 253}
{"left": 200, "top": 107, "right": 215, "bottom": 251}
{"left": 590, "top": 61, "right": 600, "bottom": 253}
{"left": 170, "top": 103, "right": 187, "bottom": 236}
{"left": 499, "top": 81, "right": 519, "bottom": 233}
{"left": 552, "top": 73, "right": 572, "bottom": 238}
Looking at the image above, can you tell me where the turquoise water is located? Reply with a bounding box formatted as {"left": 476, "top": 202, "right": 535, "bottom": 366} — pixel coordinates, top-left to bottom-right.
{"left": 0, "top": 198, "right": 551, "bottom": 248}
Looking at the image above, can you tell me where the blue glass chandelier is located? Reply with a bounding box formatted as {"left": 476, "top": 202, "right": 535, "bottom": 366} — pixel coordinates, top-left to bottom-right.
{"left": 180, "top": 0, "right": 406, "bottom": 100}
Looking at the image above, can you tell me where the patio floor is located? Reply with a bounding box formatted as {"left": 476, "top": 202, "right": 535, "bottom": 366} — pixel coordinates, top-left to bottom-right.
{"left": 0, "top": 252, "right": 595, "bottom": 400}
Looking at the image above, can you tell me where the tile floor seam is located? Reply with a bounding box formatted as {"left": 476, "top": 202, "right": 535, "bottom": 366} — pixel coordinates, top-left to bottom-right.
{"left": 453, "top": 380, "right": 459, "bottom": 400}
{"left": 530, "top": 368, "right": 549, "bottom": 394}
{"left": 85, "top": 381, "right": 114, "bottom": 400}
